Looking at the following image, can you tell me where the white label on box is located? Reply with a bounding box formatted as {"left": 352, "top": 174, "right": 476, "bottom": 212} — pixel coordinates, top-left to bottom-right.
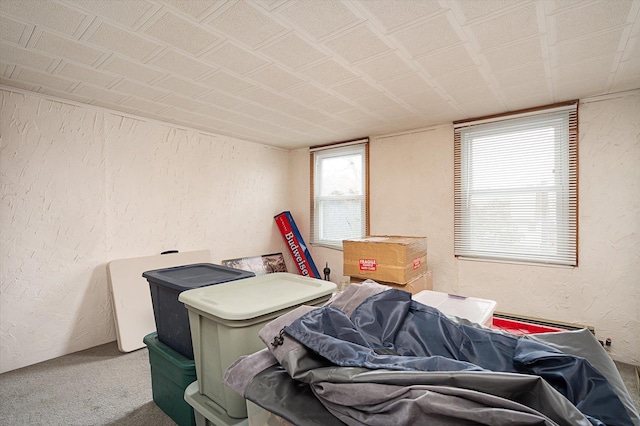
{"left": 359, "top": 259, "right": 377, "bottom": 271}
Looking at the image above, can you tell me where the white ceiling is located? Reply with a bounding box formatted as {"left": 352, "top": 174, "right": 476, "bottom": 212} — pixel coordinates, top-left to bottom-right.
{"left": 1, "top": 0, "right": 639, "bottom": 149}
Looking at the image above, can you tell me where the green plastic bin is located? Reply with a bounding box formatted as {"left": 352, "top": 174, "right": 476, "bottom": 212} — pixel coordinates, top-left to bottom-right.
{"left": 144, "top": 332, "right": 196, "bottom": 426}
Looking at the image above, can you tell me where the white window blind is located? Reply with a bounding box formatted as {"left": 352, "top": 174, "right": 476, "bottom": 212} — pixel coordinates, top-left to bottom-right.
{"left": 454, "top": 103, "right": 578, "bottom": 266}
{"left": 311, "top": 140, "right": 368, "bottom": 250}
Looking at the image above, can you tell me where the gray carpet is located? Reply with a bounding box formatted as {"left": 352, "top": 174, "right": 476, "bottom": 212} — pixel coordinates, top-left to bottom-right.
{"left": 1, "top": 340, "right": 639, "bottom": 425}
{"left": 0, "top": 342, "right": 175, "bottom": 426}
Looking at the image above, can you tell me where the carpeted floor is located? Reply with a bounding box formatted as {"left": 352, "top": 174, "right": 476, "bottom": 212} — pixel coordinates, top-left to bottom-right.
{"left": 0, "top": 342, "right": 175, "bottom": 426}
{"left": 1, "top": 340, "right": 639, "bottom": 425}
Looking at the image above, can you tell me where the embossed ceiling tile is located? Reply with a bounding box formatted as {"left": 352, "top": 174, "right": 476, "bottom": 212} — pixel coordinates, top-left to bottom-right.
{"left": 67, "top": 0, "right": 157, "bottom": 29}
{"left": 144, "top": 12, "right": 220, "bottom": 55}
{"left": 555, "top": 76, "right": 609, "bottom": 100}
{"left": 621, "top": 36, "right": 640, "bottom": 61}
{"left": 482, "top": 37, "right": 544, "bottom": 71}
{"left": 371, "top": 103, "right": 416, "bottom": 120}
{"left": 382, "top": 73, "right": 438, "bottom": 98}
{"left": 33, "top": 32, "right": 106, "bottom": 66}
{"left": 458, "top": 97, "right": 505, "bottom": 118}
{"left": 613, "top": 57, "right": 640, "bottom": 81}
{"left": 259, "top": 34, "right": 327, "bottom": 70}
{"left": 297, "top": 59, "right": 357, "bottom": 86}
{"left": 392, "top": 14, "right": 461, "bottom": 57}
{"left": 153, "top": 75, "right": 208, "bottom": 97}
{"left": 313, "top": 96, "right": 355, "bottom": 113}
{"left": 332, "top": 78, "right": 382, "bottom": 99}
{"left": 206, "top": 1, "right": 286, "bottom": 48}
{"left": 553, "top": 54, "right": 616, "bottom": 83}
{"left": 112, "top": 79, "right": 167, "bottom": 100}
{"left": 57, "top": 62, "right": 118, "bottom": 87}
{"left": 0, "top": 77, "right": 41, "bottom": 93}
{"left": 500, "top": 79, "right": 550, "bottom": 99}
{"left": 355, "top": 93, "right": 398, "bottom": 111}
{"left": 465, "top": 3, "right": 540, "bottom": 50}
{"left": 199, "top": 70, "right": 256, "bottom": 93}
{"left": 355, "top": 0, "right": 443, "bottom": 32}
{"left": 276, "top": 0, "right": 362, "bottom": 40}
{"left": 196, "top": 90, "right": 248, "bottom": 110}
{"left": 450, "top": 0, "right": 527, "bottom": 23}
{"left": 149, "top": 49, "right": 212, "bottom": 80}
{"left": 162, "top": 0, "right": 225, "bottom": 20}
{"left": 120, "top": 96, "right": 170, "bottom": 114}
{"left": 232, "top": 102, "right": 275, "bottom": 117}
{"left": 246, "top": 65, "right": 305, "bottom": 91}
{"left": 339, "top": 108, "right": 378, "bottom": 121}
{"left": 355, "top": 51, "right": 414, "bottom": 82}
{"left": 101, "top": 56, "right": 165, "bottom": 84}
{"left": 554, "top": 0, "right": 634, "bottom": 43}
{"left": 202, "top": 42, "right": 267, "bottom": 75}
{"left": 73, "top": 83, "right": 128, "bottom": 104}
{"left": 0, "top": 0, "right": 88, "bottom": 36}
{"left": 324, "top": 24, "right": 391, "bottom": 64}
{"left": 402, "top": 94, "right": 458, "bottom": 116}
{"left": 553, "top": 29, "right": 623, "bottom": 66}
{"left": 414, "top": 44, "right": 477, "bottom": 77}
{"left": 283, "top": 82, "right": 332, "bottom": 104}
{"left": 447, "top": 85, "right": 499, "bottom": 103}
{"left": 434, "top": 67, "right": 488, "bottom": 93}
{"left": 156, "top": 92, "right": 209, "bottom": 111}
{"left": 0, "top": 16, "right": 29, "bottom": 44}
{"left": 13, "top": 67, "right": 74, "bottom": 91}
{"left": 0, "top": 42, "right": 56, "bottom": 71}
{"left": 494, "top": 61, "right": 547, "bottom": 87}
{"left": 239, "top": 87, "right": 290, "bottom": 107}
{"left": 87, "top": 22, "right": 163, "bottom": 61}
{"left": 503, "top": 92, "right": 553, "bottom": 111}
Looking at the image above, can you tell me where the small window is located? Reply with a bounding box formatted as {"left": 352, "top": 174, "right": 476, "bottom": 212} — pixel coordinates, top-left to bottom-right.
{"left": 310, "top": 139, "right": 369, "bottom": 250}
{"left": 454, "top": 103, "right": 578, "bottom": 266}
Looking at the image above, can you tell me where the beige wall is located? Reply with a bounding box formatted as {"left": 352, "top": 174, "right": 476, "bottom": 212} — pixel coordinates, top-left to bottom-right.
{"left": 0, "top": 90, "right": 290, "bottom": 373}
{"left": 295, "top": 91, "right": 640, "bottom": 364}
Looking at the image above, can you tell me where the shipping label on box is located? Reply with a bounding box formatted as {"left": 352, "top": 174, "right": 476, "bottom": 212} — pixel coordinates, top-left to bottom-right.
{"left": 343, "top": 236, "right": 427, "bottom": 284}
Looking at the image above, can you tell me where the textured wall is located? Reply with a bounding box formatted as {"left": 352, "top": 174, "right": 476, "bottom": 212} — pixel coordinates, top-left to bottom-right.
{"left": 0, "top": 90, "right": 290, "bottom": 373}
{"left": 298, "top": 91, "right": 640, "bottom": 364}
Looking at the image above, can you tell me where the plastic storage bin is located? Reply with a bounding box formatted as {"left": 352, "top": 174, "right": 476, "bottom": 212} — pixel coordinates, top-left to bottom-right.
{"left": 184, "top": 381, "right": 248, "bottom": 426}
{"left": 143, "top": 332, "right": 196, "bottom": 426}
{"left": 143, "top": 263, "right": 255, "bottom": 359}
{"left": 412, "top": 290, "right": 497, "bottom": 327}
{"left": 179, "top": 273, "right": 336, "bottom": 419}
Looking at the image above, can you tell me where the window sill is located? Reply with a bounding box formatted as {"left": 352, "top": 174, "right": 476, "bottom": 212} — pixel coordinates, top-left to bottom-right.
{"left": 456, "top": 256, "right": 576, "bottom": 269}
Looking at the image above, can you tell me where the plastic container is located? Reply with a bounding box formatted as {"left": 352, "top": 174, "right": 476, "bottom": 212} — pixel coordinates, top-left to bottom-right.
{"left": 184, "top": 381, "right": 248, "bottom": 426}
{"left": 179, "top": 272, "right": 336, "bottom": 419}
{"left": 143, "top": 263, "right": 255, "bottom": 359}
{"left": 412, "top": 290, "right": 497, "bottom": 327}
{"left": 143, "top": 332, "right": 196, "bottom": 426}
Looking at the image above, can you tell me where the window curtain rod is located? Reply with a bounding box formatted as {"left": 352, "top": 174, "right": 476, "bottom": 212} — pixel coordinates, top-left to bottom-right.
{"left": 309, "top": 137, "right": 369, "bottom": 153}
{"left": 454, "top": 103, "right": 577, "bottom": 130}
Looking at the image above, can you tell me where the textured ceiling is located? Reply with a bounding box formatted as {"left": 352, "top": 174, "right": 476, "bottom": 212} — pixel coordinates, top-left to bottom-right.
{"left": 1, "top": 0, "right": 639, "bottom": 149}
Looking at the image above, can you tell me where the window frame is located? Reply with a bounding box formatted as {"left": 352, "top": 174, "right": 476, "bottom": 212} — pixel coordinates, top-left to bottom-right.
{"left": 310, "top": 139, "right": 370, "bottom": 250}
{"left": 453, "top": 102, "right": 578, "bottom": 266}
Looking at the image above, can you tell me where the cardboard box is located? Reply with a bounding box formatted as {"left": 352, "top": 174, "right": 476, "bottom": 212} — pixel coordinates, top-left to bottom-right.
{"left": 350, "top": 270, "right": 433, "bottom": 295}
{"left": 343, "top": 236, "right": 427, "bottom": 284}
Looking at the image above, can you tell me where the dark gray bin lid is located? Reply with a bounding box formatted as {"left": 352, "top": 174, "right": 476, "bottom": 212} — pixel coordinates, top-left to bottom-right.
{"left": 142, "top": 263, "right": 255, "bottom": 291}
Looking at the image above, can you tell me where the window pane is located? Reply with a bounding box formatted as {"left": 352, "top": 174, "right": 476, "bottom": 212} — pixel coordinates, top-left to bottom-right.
{"left": 317, "top": 198, "right": 363, "bottom": 241}
{"left": 318, "top": 154, "right": 363, "bottom": 196}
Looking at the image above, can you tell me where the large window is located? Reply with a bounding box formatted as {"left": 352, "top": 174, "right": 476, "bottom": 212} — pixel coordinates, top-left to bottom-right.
{"left": 310, "top": 139, "right": 369, "bottom": 250}
{"left": 454, "top": 102, "right": 578, "bottom": 266}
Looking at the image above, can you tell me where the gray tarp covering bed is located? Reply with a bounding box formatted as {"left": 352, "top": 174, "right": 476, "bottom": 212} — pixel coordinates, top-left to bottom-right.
{"left": 225, "top": 282, "right": 640, "bottom": 426}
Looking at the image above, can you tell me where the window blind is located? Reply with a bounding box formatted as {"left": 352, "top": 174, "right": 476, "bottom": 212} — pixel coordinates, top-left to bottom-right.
{"left": 310, "top": 140, "right": 368, "bottom": 250}
{"left": 454, "top": 103, "right": 578, "bottom": 266}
